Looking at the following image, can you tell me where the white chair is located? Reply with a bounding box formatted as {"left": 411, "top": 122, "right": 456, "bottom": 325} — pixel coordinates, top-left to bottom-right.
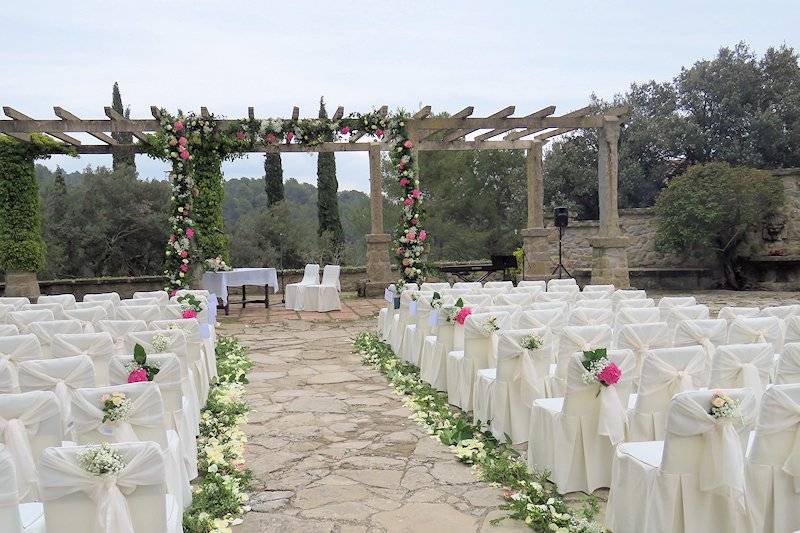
{"left": 74, "top": 300, "right": 115, "bottom": 319}
{"left": 82, "top": 292, "right": 121, "bottom": 307}
{"left": 745, "top": 383, "right": 800, "bottom": 533}
{"left": 133, "top": 290, "right": 170, "bottom": 306}
{"left": 71, "top": 382, "right": 190, "bottom": 509}
{"left": 22, "top": 303, "right": 64, "bottom": 320}
{"left": 62, "top": 307, "right": 108, "bottom": 332}
{"left": 613, "top": 306, "right": 661, "bottom": 334}
{"left": 662, "top": 304, "right": 710, "bottom": 333}
{"left": 39, "top": 442, "right": 182, "bottom": 533}
{"left": 550, "top": 325, "right": 614, "bottom": 396}
{"left": 301, "top": 265, "right": 342, "bottom": 312}
{"left": 482, "top": 328, "right": 552, "bottom": 443}
{"left": 613, "top": 289, "right": 647, "bottom": 307}
{"left": 0, "top": 335, "right": 43, "bottom": 389}
{"left": 50, "top": 332, "right": 120, "bottom": 388}
{"left": 776, "top": 343, "right": 800, "bottom": 384}
{"left": 0, "top": 297, "right": 30, "bottom": 310}
{"left": 606, "top": 389, "right": 757, "bottom": 533}
{"left": 29, "top": 320, "right": 83, "bottom": 357}
{"left": 285, "top": 263, "right": 320, "bottom": 311}
{"left": 628, "top": 345, "right": 709, "bottom": 441}
{"left": 783, "top": 315, "right": 800, "bottom": 344}
{"left": 616, "top": 322, "right": 672, "bottom": 380}
{"left": 727, "top": 316, "right": 784, "bottom": 355}
{"left": 576, "top": 291, "right": 612, "bottom": 301}
{"left": 528, "top": 349, "right": 635, "bottom": 493}
{"left": 108, "top": 353, "right": 198, "bottom": 481}
{"left": 0, "top": 445, "right": 45, "bottom": 533}
{"left": 0, "top": 391, "right": 63, "bottom": 502}
{"left": 760, "top": 304, "right": 800, "bottom": 320}
{"left": 419, "top": 312, "right": 455, "bottom": 392}
{"left": 484, "top": 281, "right": 514, "bottom": 289}
{"left": 116, "top": 305, "right": 162, "bottom": 323}
{"left": 616, "top": 297, "right": 655, "bottom": 310}
{"left": 390, "top": 290, "right": 417, "bottom": 353}
{"left": 404, "top": 294, "right": 434, "bottom": 365}
{"left": 547, "top": 278, "right": 576, "bottom": 290}
{"left": 673, "top": 318, "right": 728, "bottom": 372}
{"left": 36, "top": 295, "right": 76, "bottom": 310}
{"left": 657, "top": 295, "right": 697, "bottom": 309}
{"left": 452, "top": 281, "right": 482, "bottom": 291}
{"left": 475, "top": 287, "right": 509, "bottom": 298}
{"left": 537, "top": 291, "right": 574, "bottom": 304}
{"left": 378, "top": 284, "right": 398, "bottom": 341}
{"left": 494, "top": 292, "right": 535, "bottom": 307}
{"left": 0, "top": 324, "right": 20, "bottom": 337}
{"left": 9, "top": 310, "right": 55, "bottom": 333}
{"left": 96, "top": 320, "right": 148, "bottom": 354}
{"left": 567, "top": 307, "right": 614, "bottom": 327}
{"left": 718, "top": 306, "right": 760, "bottom": 321}
{"left": 18, "top": 355, "right": 95, "bottom": 433}
{"left": 711, "top": 343, "right": 774, "bottom": 401}
{"left": 459, "top": 294, "right": 493, "bottom": 307}
{"left": 582, "top": 284, "right": 615, "bottom": 293}
{"left": 571, "top": 299, "right": 612, "bottom": 311}
{"left": 517, "top": 280, "right": 546, "bottom": 291}
{"left": 509, "top": 285, "right": 544, "bottom": 296}
{"left": 0, "top": 303, "right": 16, "bottom": 323}
{"left": 0, "top": 359, "right": 17, "bottom": 393}
{"left": 420, "top": 282, "right": 450, "bottom": 291}
{"left": 152, "top": 318, "right": 217, "bottom": 384}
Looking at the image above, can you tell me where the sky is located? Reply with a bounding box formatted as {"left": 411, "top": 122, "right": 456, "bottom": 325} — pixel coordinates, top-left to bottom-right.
{"left": 3, "top": 0, "right": 800, "bottom": 192}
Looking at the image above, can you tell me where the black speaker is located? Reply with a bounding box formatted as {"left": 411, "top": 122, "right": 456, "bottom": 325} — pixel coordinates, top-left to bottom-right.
{"left": 554, "top": 207, "right": 569, "bottom": 228}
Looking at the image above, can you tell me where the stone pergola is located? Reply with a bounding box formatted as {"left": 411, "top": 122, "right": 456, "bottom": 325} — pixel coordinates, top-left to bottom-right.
{"left": 0, "top": 103, "right": 632, "bottom": 292}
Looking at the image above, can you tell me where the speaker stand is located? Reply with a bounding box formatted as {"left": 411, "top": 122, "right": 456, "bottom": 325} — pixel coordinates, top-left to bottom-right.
{"left": 551, "top": 225, "right": 572, "bottom": 279}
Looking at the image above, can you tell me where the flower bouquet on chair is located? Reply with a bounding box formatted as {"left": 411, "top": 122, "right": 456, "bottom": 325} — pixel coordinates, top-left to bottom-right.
{"left": 580, "top": 347, "right": 626, "bottom": 445}
{"left": 580, "top": 348, "right": 622, "bottom": 388}
{"left": 125, "top": 343, "right": 161, "bottom": 383}
{"left": 177, "top": 293, "right": 203, "bottom": 319}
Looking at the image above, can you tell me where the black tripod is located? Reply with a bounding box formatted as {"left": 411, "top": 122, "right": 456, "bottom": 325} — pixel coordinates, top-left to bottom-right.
{"left": 551, "top": 225, "right": 572, "bottom": 279}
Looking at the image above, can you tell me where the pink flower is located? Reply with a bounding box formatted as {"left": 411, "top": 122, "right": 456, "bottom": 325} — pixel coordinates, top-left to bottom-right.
{"left": 403, "top": 197, "right": 414, "bottom": 206}
{"left": 403, "top": 139, "right": 413, "bottom": 149}
{"left": 375, "top": 128, "right": 384, "bottom": 138}
{"left": 455, "top": 306, "right": 472, "bottom": 325}
{"left": 398, "top": 161, "right": 406, "bottom": 170}
{"left": 419, "top": 230, "right": 427, "bottom": 241}
{"left": 597, "top": 362, "right": 622, "bottom": 386}
{"left": 179, "top": 150, "right": 190, "bottom": 161}
{"left": 285, "top": 131, "right": 295, "bottom": 142}
{"left": 180, "top": 263, "right": 189, "bottom": 272}
{"left": 179, "top": 249, "right": 188, "bottom": 258}
{"left": 182, "top": 309, "right": 197, "bottom": 319}
{"left": 410, "top": 218, "right": 417, "bottom": 226}
{"left": 169, "top": 234, "right": 176, "bottom": 242}
{"left": 178, "top": 136, "right": 188, "bottom": 146}
{"left": 405, "top": 230, "right": 416, "bottom": 241}
{"left": 169, "top": 290, "right": 177, "bottom": 297}
{"left": 236, "top": 130, "right": 246, "bottom": 140}
{"left": 174, "top": 120, "right": 184, "bottom": 131}
{"left": 127, "top": 368, "right": 148, "bottom": 383}
{"left": 399, "top": 177, "right": 410, "bottom": 186}
{"left": 185, "top": 228, "right": 195, "bottom": 239}
{"left": 340, "top": 126, "right": 350, "bottom": 135}
{"left": 411, "top": 189, "right": 422, "bottom": 199}
{"left": 265, "top": 132, "right": 278, "bottom": 144}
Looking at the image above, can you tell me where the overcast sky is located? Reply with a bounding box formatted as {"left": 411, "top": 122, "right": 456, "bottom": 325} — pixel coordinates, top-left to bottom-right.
{"left": 3, "top": 1, "right": 799, "bottom": 192}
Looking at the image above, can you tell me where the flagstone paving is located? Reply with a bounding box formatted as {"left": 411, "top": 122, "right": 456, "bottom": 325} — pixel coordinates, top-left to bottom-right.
{"left": 221, "top": 290, "right": 800, "bottom": 533}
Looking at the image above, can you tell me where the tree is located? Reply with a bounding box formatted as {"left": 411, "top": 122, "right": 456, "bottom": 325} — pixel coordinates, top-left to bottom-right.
{"left": 111, "top": 82, "right": 135, "bottom": 171}
{"left": 42, "top": 167, "right": 71, "bottom": 274}
{"left": 316, "top": 97, "right": 344, "bottom": 261}
{"left": 264, "top": 153, "right": 285, "bottom": 205}
{"left": 654, "top": 162, "right": 784, "bottom": 289}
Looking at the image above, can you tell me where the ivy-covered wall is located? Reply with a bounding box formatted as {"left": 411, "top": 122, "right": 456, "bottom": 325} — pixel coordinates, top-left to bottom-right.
{"left": 192, "top": 149, "right": 230, "bottom": 263}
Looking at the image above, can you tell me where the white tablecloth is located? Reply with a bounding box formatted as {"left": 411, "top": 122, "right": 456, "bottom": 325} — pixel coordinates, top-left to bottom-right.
{"left": 202, "top": 268, "right": 279, "bottom": 305}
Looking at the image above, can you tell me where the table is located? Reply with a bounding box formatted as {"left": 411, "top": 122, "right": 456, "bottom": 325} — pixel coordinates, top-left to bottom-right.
{"left": 201, "top": 268, "right": 279, "bottom": 314}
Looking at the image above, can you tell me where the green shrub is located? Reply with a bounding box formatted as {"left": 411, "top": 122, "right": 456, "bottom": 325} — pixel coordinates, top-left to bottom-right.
{"left": 655, "top": 162, "right": 784, "bottom": 288}
{"left": 193, "top": 150, "right": 230, "bottom": 263}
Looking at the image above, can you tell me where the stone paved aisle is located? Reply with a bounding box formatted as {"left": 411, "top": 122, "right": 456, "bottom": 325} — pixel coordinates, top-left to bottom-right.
{"left": 221, "top": 313, "right": 528, "bottom": 533}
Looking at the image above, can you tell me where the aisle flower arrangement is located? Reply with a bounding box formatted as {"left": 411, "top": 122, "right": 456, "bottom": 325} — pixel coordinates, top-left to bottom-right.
{"left": 183, "top": 335, "right": 254, "bottom": 533}
{"left": 354, "top": 332, "right": 604, "bottom": 533}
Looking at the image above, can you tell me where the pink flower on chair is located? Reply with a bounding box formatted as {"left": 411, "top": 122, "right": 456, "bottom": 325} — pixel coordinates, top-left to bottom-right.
{"left": 182, "top": 309, "right": 197, "bottom": 319}
{"left": 455, "top": 306, "right": 472, "bottom": 325}
{"left": 597, "top": 362, "right": 622, "bottom": 386}
{"left": 127, "top": 368, "right": 148, "bottom": 383}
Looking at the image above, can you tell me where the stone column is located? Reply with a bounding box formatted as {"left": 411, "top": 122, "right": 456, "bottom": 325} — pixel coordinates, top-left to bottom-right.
{"left": 521, "top": 141, "right": 552, "bottom": 279}
{"left": 364, "top": 144, "right": 393, "bottom": 295}
{"left": 590, "top": 118, "right": 630, "bottom": 287}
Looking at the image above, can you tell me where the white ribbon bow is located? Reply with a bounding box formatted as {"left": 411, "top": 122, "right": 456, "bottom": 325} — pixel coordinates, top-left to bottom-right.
{"left": 755, "top": 387, "right": 800, "bottom": 493}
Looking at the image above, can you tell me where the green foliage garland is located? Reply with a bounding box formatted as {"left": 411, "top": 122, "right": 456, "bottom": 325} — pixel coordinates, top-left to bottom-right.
{"left": 193, "top": 148, "right": 230, "bottom": 263}
{"left": 0, "top": 134, "right": 75, "bottom": 272}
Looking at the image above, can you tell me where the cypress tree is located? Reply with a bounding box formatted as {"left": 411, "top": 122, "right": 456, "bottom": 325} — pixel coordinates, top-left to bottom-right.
{"left": 51, "top": 167, "right": 67, "bottom": 221}
{"left": 316, "top": 97, "right": 344, "bottom": 260}
{"left": 111, "top": 82, "right": 135, "bottom": 171}
{"left": 264, "top": 153, "right": 285, "bottom": 205}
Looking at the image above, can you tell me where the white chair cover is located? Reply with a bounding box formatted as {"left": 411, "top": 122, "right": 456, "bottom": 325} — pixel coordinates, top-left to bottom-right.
{"left": 745, "top": 384, "right": 800, "bottom": 533}
{"left": 0, "top": 445, "right": 24, "bottom": 533}
{"left": 459, "top": 294, "right": 493, "bottom": 307}
{"left": 29, "top": 320, "right": 83, "bottom": 357}
{"left": 0, "top": 335, "right": 43, "bottom": 390}
{"left": 727, "top": 316, "right": 784, "bottom": 355}
{"left": 616, "top": 322, "right": 671, "bottom": 380}
{"left": 616, "top": 297, "right": 655, "bottom": 309}
{"left": 0, "top": 324, "right": 18, "bottom": 337}
{"left": 420, "top": 282, "right": 450, "bottom": 291}
{"left": 285, "top": 263, "right": 320, "bottom": 310}
{"left": 547, "top": 278, "right": 576, "bottom": 289}
{"left": 613, "top": 306, "right": 661, "bottom": 334}
{"left": 509, "top": 285, "right": 544, "bottom": 296}
{"left": 717, "top": 306, "right": 760, "bottom": 321}
{"left": 133, "top": 291, "right": 169, "bottom": 306}
{"left": 452, "top": 281, "right": 481, "bottom": 290}
{"left": 10, "top": 310, "right": 55, "bottom": 333}
{"left": 672, "top": 318, "right": 728, "bottom": 371}
{"left": 784, "top": 315, "right": 800, "bottom": 345}
{"left": 39, "top": 441, "right": 180, "bottom": 533}
{"left": 95, "top": 321, "right": 148, "bottom": 356}
{"left": 662, "top": 304, "right": 710, "bottom": 332}
{"left": 17, "top": 355, "right": 95, "bottom": 433}
{"left": 607, "top": 389, "right": 757, "bottom": 533}
{"left": 537, "top": 291, "right": 574, "bottom": 304}
{"left": 576, "top": 291, "right": 612, "bottom": 301}
{"left": 475, "top": 287, "right": 509, "bottom": 297}
{"left": 484, "top": 281, "right": 514, "bottom": 289}
{"left": 628, "top": 345, "right": 708, "bottom": 441}
{"left": 0, "top": 304, "right": 14, "bottom": 323}
{"left": 551, "top": 325, "right": 613, "bottom": 396}
{"left": 119, "top": 298, "right": 159, "bottom": 307}
{"left": 548, "top": 285, "right": 580, "bottom": 295}
{"left": 75, "top": 300, "right": 116, "bottom": 319}
{"left": 51, "top": 332, "right": 115, "bottom": 387}
{"left": 711, "top": 343, "right": 774, "bottom": 401}
{"left": 116, "top": 305, "right": 162, "bottom": 324}
{"left": 518, "top": 280, "right": 547, "bottom": 290}
{"left": 152, "top": 318, "right": 217, "bottom": 382}
{"left": 0, "top": 297, "right": 30, "bottom": 310}
{"left": 300, "top": 265, "right": 342, "bottom": 312}
{"left": 776, "top": 343, "right": 800, "bottom": 384}
{"left": 83, "top": 292, "right": 121, "bottom": 306}
{"left": 528, "top": 350, "right": 635, "bottom": 493}
{"left": 63, "top": 307, "right": 109, "bottom": 332}
{"left": 760, "top": 304, "right": 800, "bottom": 320}
{"left": 613, "top": 289, "right": 647, "bottom": 305}
{"left": 582, "top": 284, "right": 615, "bottom": 293}
{"left": 37, "top": 295, "right": 76, "bottom": 310}
{"left": 657, "top": 296, "right": 697, "bottom": 309}
{"left": 0, "top": 359, "right": 16, "bottom": 393}
{"left": 22, "top": 303, "right": 64, "bottom": 320}
{"left": 494, "top": 293, "right": 535, "bottom": 307}
{"left": 567, "top": 307, "right": 614, "bottom": 327}
{"left": 0, "top": 391, "right": 62, "bottom": 502}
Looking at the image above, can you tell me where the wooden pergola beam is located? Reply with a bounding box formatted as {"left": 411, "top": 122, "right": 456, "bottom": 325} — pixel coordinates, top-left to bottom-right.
{"left": 103, "top": 107, "right": 149, "bottom": 143}
{"left": 474, "top": 105, "right": 556, "bottom": 141}
{"left": 350, "top": 105, "right": 388, "bottom": 143}
{"left": 332, "top": 106, "right": 344, "bottom": 120}
{"left": 504, "top": 105, "right": 593, "bottom": 141}
{"left": 412, "top": 105, "right": 432, "bottom": 119}
{"left": 441, "top": 105, "right": 515, "bottom": 142}
{"left": 419, "top": 106, "right": 474, "bottom": 141}
{"left": 53, "top": 107, "right": 118, "bottom": 145}
{"left": 3, "top": 107, "right": 81, "bottom": 145}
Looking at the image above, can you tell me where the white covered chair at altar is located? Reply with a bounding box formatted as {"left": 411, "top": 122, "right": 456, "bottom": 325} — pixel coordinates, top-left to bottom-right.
{"left": 446, "top": 311, "right": 510, "bottom": 411}
{"left": 657, "top": 295, "right": 696, "bottom": 309}
{"left": 606, "top": 388, "right": 757, "bottom": 533}
{"left": 51, "top": 332, "right": 116, "bottom": 387}
{"left": 439, "top": 288, "right": 471, "bottom": 298}
{"left": 548, "top": 286, "right": 580, "bottom": 297}
{"left": 116, "top": 304, "right": 162, "bottom": 323}
{"left": 475, "top": 328, "right": 552, "bottom": 443}
{"left": 29, "top": 320, "right": 83, "bottom": 357}
{"left": 39, "top": 441, "right": 182, "bottom": 533}
{"left": 528, "top": 349, "right": 635, "bottom": 493}
{"left": 17, "top": 355, "right": 95, "bottom": 434}
{"left": 37, "top": 294, "right": 76, "bottom": 310}
{"left": 301, "top": 265, "right": 342, "bottom": 312}
{"left": 517, "top": 280, "right": 546, "bottom": 290}
{"left": 10, "top": 310, "right": 55, "bottom": 333}
{"left": 0, "top": 335, "right": 44, "bottom": 390}
{"left": 776, "top": 343, "right": 800, "bottom": 384}
{"left": 494, "top": 292, "right": 535, "bottom": 307}
{"left": 0, "top": 297, "right": 31, "bottom": 310}
{"left": 160, "top": 304, "right": 185, "bottom": 320}
{"left": 96, "top": 320, "right": 147, "bottom": 355}
{"left": 567, "top": 307, "right": 614, "bottom": 327}
{"left": 627, "top": 345, "right": 708, "bottom": 442}
{"left": 550, "top": 324, "right": 613, "bottom": 396}
{"left": 0, "top": 324, "right": 19, "bottom": 336}
{"left": 710, "top": 343, "right": 773, "bottom": 402}
{"left": 452, "top": 281, "right": 481, "bottom": 290}
{"left": 616, "top": 322, "right": 671, "bottom": 380}
{"left": 0, "top": 444, "right": 46, "bottom": 533}
{"left": 583, "top": 284, "right": 615, "bottom": 294}
{"left": 420, "top": 282, "right": 450, "bottom": 291}
{"left": 62, "top": 307, "right": 108, "bottom": 332}
{"left": 484, "top": 280, "right": 513, "bottom": 289}
{"left": 71, "top": 382, "right": 191, "bottom": 509}
{"left": 0, "top": 391, "right": 63, "bottom": 502}
{"left": 109, "top": 354, "right": 198, "bottom": 481}
{"left": 152, "top": 318, "right": 217, "bottom": 383}
{"left": 661, "top": 304, "right": 710, "bottom": 333}
{"left": 672, "top": 318, "right": 728, "bottom": 372}
{"left": 717, "top": 306, "right": 760, "bottom": 321}
{"left": 378, "top": 284, "right": 397, "bottom": 341}
{"left": 74, "top": 300, "right": 115, "bottom": 319}
{"left": 285, "top": 263, "right": 320, "bottom": 311}
{"left": 727, "top": 316, "right": 784, "bottom": 355}
{"left": 745, "top": 383, "right": 800, "bottom": 533}
{"left": 133, "top": 290, "right": 170, "bottom": 306}
{"left": 419, "top": 309, "right": 455, "bottom": 391}
{"left": 23, "top": 303, "right": 65, "bottom": 320}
